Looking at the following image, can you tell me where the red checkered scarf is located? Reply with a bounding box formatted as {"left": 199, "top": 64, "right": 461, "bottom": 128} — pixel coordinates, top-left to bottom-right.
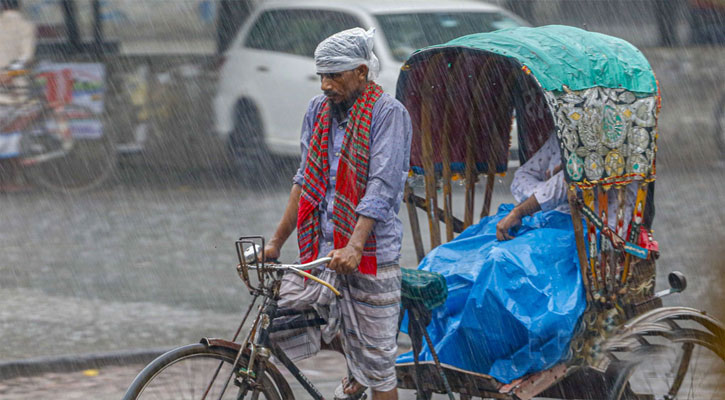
{"left": 297, "top": 82, "right": 382, "bottom": 275}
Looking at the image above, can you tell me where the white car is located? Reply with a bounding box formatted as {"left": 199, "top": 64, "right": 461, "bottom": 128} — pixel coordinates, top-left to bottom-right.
{"left": 213, "top": 0, "right": 527, "bottom": 173}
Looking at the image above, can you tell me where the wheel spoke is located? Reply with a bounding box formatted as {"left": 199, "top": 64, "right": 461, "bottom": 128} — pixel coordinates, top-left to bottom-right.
{"left": 667, "top": 342, "right": 693, "bottom": 398}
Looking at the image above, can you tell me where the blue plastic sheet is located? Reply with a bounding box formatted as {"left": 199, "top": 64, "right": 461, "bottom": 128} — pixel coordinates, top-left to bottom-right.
{"left": 397, "top": 204, "right": 586, "bottom": 383}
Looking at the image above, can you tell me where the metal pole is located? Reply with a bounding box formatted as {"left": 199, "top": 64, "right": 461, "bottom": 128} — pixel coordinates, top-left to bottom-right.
{"left": 92, "top": 0, "right": 103, "bottom": 55}
{"left": 61, "top": 0, "right": 81, "bottom": 54}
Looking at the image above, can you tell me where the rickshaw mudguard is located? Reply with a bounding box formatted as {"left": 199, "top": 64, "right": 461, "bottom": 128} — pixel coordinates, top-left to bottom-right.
{"left": 603, "top": 306, "right": 725, "bottom": 356}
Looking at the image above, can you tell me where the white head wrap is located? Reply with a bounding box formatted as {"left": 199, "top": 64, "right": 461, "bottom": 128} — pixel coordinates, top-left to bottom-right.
{"left": 314, "top": 27, "right": 380, "bottom": 80}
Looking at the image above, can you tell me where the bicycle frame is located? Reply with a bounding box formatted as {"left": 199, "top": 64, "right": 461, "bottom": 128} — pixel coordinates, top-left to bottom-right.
{"left": 251, "top": 299, "right": 329, "bottom": 400}
{"left": 207, "top": 236, "right": 339, "bottom": 400}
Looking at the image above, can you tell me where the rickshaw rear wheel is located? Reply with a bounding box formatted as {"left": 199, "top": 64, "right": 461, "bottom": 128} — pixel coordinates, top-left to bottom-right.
{"left": 605, "top": 308, "right": 725, "bottom": 400}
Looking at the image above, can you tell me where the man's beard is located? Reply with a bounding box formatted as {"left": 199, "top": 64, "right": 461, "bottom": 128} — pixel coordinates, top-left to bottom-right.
{"left": 329, "top": 101, "right": 348, "bottom": 121}
{"left": 327, "top": 88, "right": 362, "bottom": 120}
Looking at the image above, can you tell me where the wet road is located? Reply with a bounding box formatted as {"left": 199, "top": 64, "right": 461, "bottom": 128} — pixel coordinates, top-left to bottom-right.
{"left": 1, "top": 146, "right": 724, "bottom": 399}
{"left": 1, "top": 47, "right": 724, "bottom": 397}
{"left": 0, "top": 350, "right": 462, "bottom": 400}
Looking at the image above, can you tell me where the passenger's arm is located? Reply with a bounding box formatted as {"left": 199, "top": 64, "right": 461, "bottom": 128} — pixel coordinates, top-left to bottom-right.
{"left": 498, "top": 164, "right": 567, "bottom": 241}
{"left": 496, "top": 195, "right": 541, "bottom": 241}
{"left": 530, "top": 169, "right": 568, "bottom": 212}
{"left": 510, "top": 134, "right": 559, "bottom": 203}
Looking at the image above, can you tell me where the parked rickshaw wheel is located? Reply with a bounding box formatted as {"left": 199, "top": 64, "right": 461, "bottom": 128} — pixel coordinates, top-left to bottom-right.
{"left": 21, "top": 104, "right": 116, "bottom": 193}
{"left": 605, "top": 307, "right": 725, "bottom": 399}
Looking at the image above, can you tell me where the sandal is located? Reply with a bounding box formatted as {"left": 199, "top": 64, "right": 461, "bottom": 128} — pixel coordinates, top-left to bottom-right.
{"left": 333, "top": 376, "right": 367, "bottom": 400}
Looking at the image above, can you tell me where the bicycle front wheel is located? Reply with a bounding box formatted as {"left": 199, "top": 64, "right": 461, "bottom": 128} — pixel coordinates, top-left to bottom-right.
{"left": 123, "top": 343, "right": 289, "bottom": 400}
{"left": 23, "top": 104, "right": 116, "bottom": 193}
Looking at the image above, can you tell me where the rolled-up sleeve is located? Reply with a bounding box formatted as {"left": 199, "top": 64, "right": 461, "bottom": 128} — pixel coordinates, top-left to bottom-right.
{"left": 531, "top": 171, "right": 568, "bottom": 212}
{"left": 355, "top": 103, "right": 412, "bottom": 222}
{"left": 510, "top": 134, "right": 568, "bottom": 211}
{"left": 292, "top": 98, "right": 322, "bottom": 186}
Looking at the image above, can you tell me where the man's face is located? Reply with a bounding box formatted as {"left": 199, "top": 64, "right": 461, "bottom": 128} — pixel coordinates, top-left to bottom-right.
{"left": 319, "top": 65, "right": 368, "bottom": 106}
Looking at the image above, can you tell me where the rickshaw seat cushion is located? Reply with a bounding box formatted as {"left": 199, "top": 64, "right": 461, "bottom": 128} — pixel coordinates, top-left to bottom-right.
{"left": 401, "top": 268, "right": 447, "bottom": 311}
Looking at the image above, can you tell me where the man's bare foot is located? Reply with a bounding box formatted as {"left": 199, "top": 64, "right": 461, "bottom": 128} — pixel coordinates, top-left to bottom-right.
{"left": 342, "top": 376, "right": 365, "bottom": 395}
{"left": 333, "top": 376, "right": 367, "bottom": 400}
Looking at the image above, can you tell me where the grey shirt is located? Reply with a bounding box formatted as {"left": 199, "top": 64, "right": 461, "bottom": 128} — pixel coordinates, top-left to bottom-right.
{"left": 293, "top": 93, "right": 412, "bottom": 264}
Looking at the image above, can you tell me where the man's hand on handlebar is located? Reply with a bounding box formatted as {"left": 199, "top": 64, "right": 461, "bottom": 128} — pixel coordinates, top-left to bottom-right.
{"left": 326, "top": 245, "right": 361, "bottom": 274}
{"left": 263, "top": 242, "right": 281, "bottom": 263}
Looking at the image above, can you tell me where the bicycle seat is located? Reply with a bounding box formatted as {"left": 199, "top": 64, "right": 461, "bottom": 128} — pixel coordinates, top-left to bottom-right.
{"left": 401, "top": 268, "right": 447, "bottom": 311}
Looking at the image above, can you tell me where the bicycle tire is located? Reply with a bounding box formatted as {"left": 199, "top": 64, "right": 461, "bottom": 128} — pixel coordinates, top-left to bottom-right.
{"left": 715, "top": 93, "right": 725, "bottom": 155}
{"left": 22, "top": 104, "right": 116, "bottom": 193}
{"left": 123, "top": 343, "right": 293, "bottom": 400}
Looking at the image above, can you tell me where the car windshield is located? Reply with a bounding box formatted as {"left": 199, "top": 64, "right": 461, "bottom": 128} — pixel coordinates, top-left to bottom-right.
{"left": 376, "top": 12, "right": 523, "bottom": 62}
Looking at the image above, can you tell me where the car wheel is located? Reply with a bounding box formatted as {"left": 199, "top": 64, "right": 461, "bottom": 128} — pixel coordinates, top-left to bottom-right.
{"left": 228, "top": 101, "right": 272, "bottom": 183}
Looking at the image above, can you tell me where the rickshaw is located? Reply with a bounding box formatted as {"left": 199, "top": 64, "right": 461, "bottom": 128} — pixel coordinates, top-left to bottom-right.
{"left": 122, "top": 26, "right": 725, "bottom": 400}
{"left": 393, "top": 25, "right": 725, "bottom": 399}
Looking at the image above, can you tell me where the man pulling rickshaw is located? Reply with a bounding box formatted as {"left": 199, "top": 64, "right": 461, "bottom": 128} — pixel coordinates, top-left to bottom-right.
{"left": 263, "top": 27, "right": 411, "bottom": 400}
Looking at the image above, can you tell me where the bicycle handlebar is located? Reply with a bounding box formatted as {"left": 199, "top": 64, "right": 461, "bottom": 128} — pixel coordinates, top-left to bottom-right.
{"left": 240, "top": 252, "right": 341, "bottom": 297}
{"left": 276, "top": 259, "right": 341, "bottom": 298}
{"left": 289, "top": 257, "right": 332, "bottom": 270}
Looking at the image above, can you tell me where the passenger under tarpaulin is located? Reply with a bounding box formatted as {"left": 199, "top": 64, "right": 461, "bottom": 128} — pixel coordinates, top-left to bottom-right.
{"left": 398, "top": 133, "right": 635, "bottom": 383}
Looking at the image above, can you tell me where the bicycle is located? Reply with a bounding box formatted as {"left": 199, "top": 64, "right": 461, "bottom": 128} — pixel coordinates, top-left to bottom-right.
{"left": 123, "top": 236, "right": 349, "bottom": 400}
{"left": 1, "top": 66, "right": 116, "bottom": 192}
